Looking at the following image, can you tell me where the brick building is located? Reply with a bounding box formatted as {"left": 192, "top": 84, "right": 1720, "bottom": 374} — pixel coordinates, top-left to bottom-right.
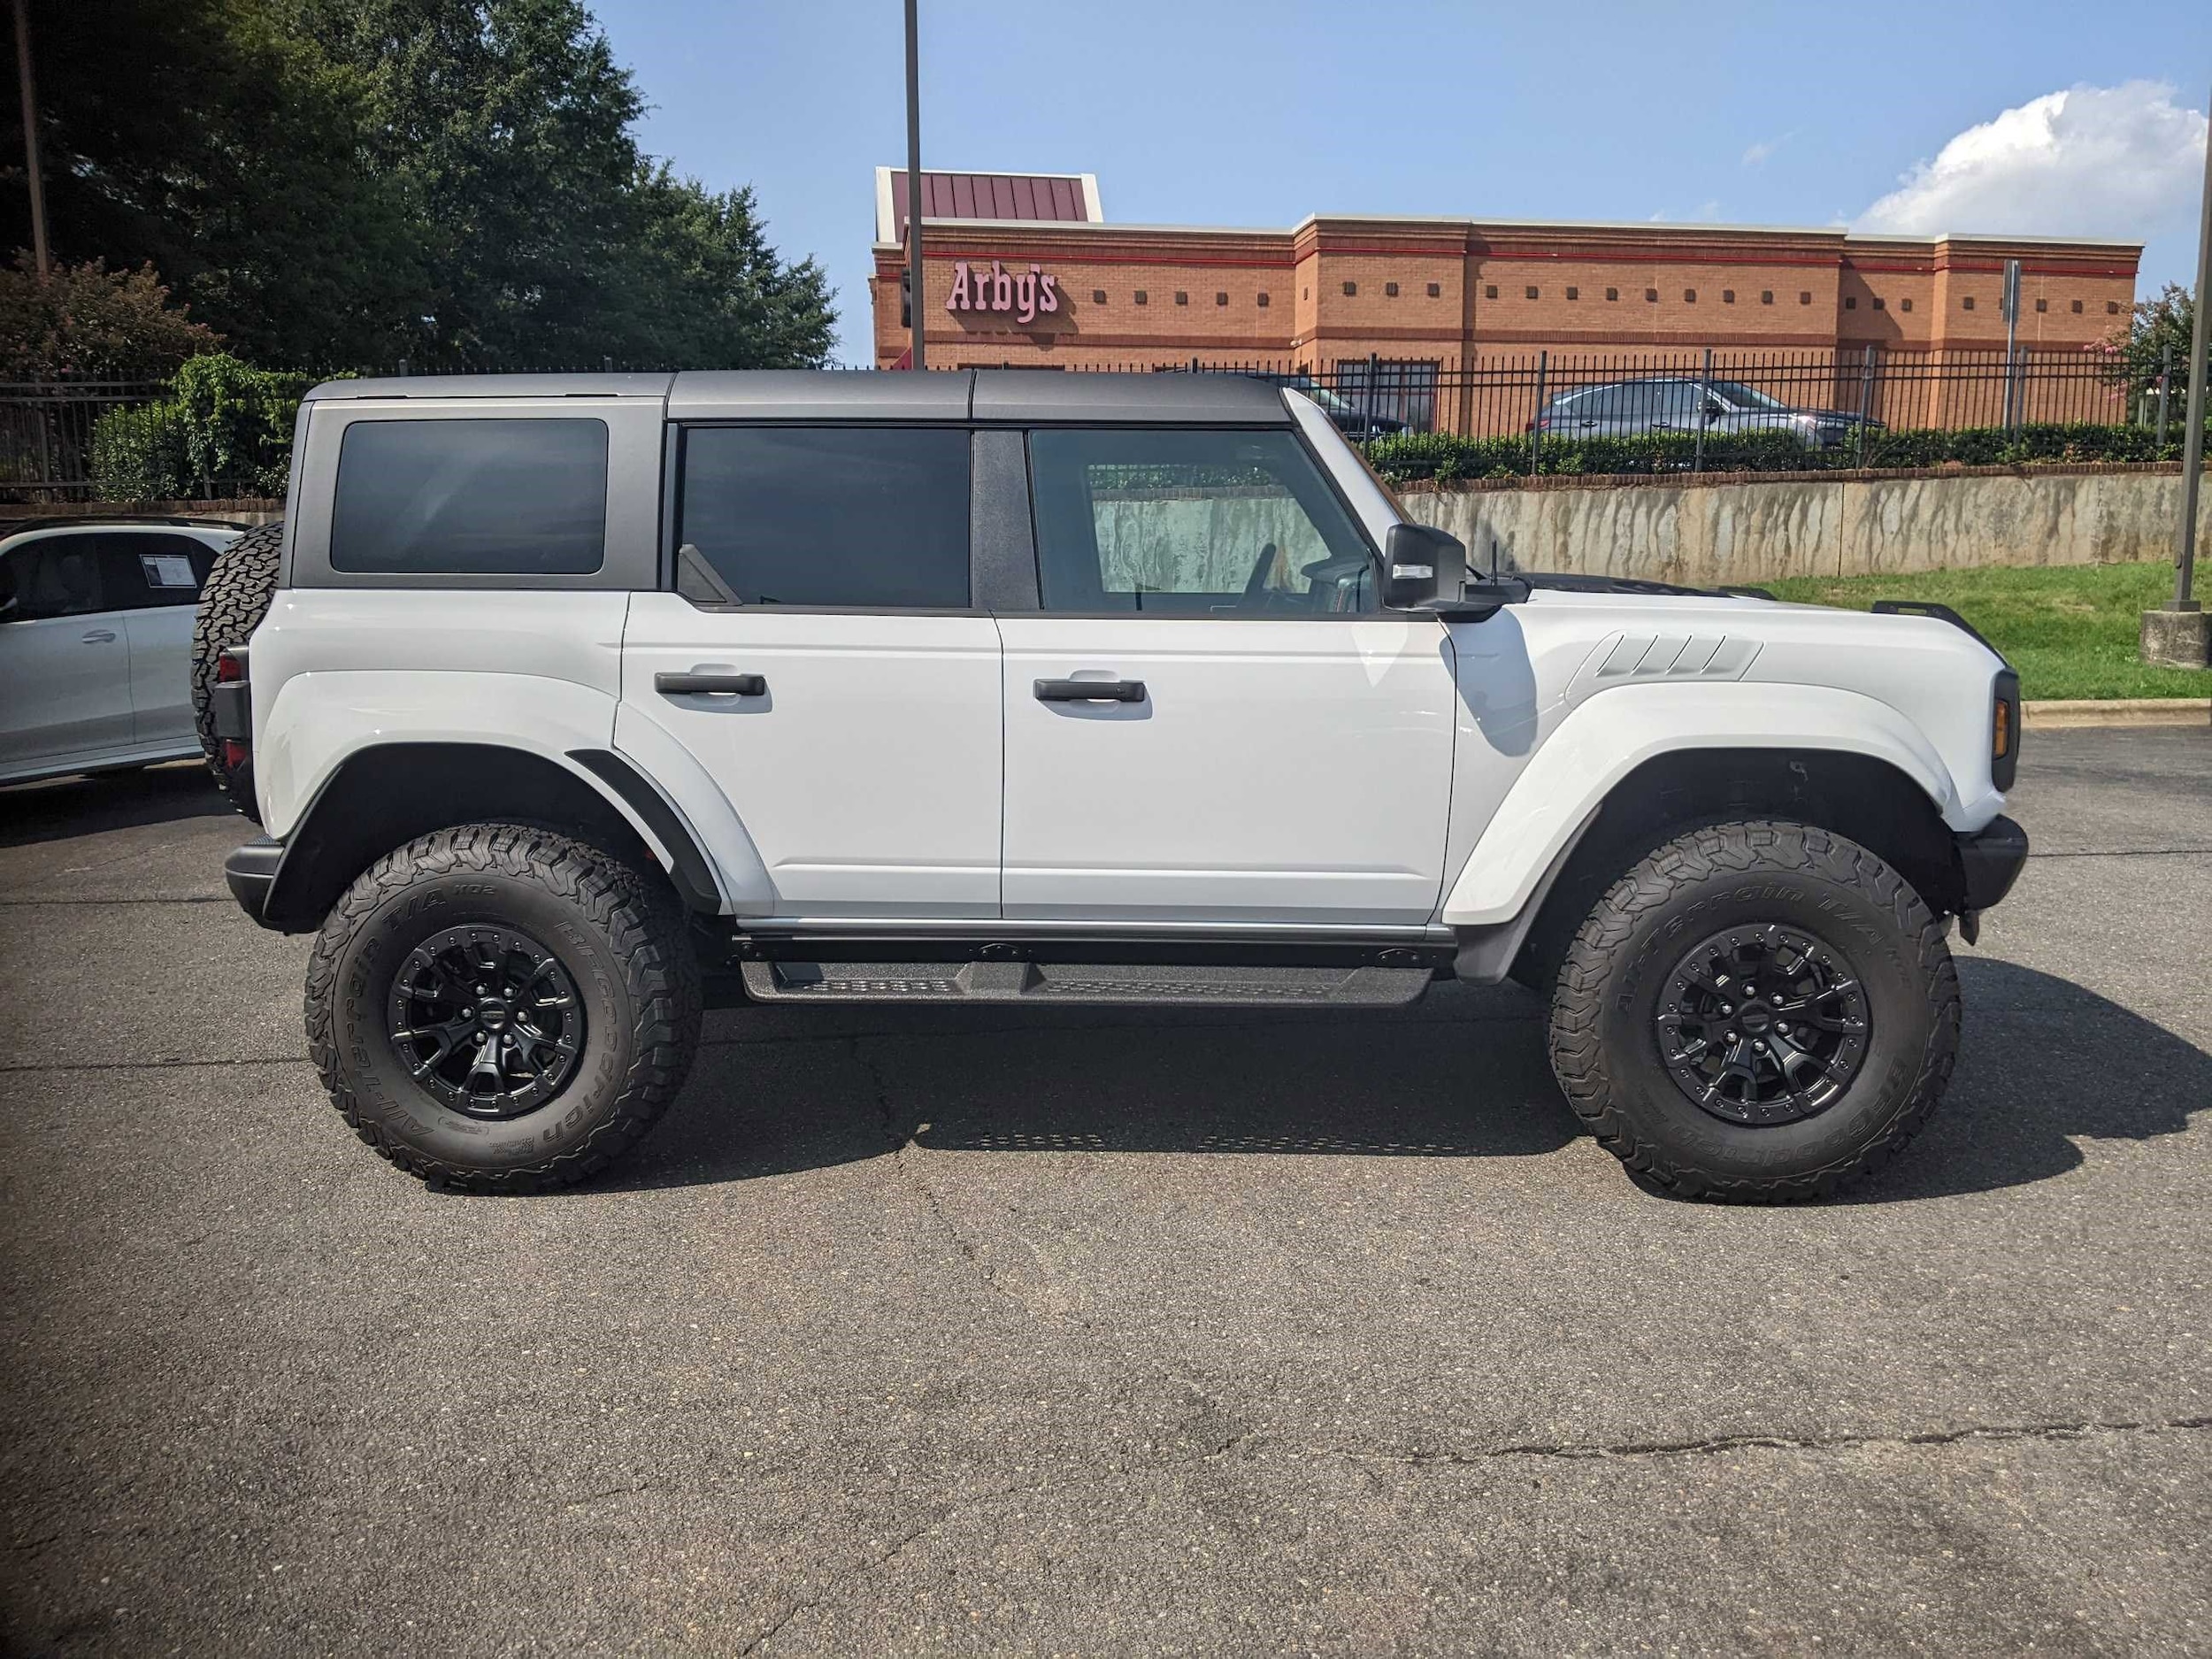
{"left": 868, "top": 168, "right": 2142, "bottom": 428}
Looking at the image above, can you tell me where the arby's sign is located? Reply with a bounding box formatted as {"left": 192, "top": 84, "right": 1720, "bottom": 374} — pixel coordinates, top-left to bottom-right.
{"left": 945, "top": 260, "right": 1059, "bottom": 325}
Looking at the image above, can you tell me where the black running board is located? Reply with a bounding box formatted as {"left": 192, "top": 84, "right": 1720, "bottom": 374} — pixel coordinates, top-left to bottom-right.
{"left": 738, "top": 960, "right": 1437, "bottom": 1008}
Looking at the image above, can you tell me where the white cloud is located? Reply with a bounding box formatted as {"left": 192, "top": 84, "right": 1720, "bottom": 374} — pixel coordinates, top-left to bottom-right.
{"left": 1855, "top": 81, "right": 2206, "bottom": 242}
{"left": 1741, "top": 133, "right": 1792, "bottom": 167}
{"left": 1648, "top": 199, "right": 1724, "bottom": 224}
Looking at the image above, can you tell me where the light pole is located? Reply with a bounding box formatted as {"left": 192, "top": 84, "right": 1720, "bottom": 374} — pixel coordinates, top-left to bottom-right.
{"left": 903, "top": 0, "right": 925, "bottom": 372}
{"left": 12, "top": 0, "right": 49, "bottom": 280}
{"left": 2141, "top": 82, "right": 2211, "bottom": 668}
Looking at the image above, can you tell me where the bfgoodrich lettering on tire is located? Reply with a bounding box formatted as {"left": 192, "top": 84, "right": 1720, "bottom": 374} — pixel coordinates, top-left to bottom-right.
{"left": 1548, "top": 819, "right": 1960, "bottom": 1202}
{"left": 304, "top": 824, "right": 701, "bottom": 1191}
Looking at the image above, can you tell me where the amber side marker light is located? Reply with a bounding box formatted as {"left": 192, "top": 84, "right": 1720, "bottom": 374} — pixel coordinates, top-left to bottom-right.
{"left": 1991, "top": 668, "right": 2021, "bottom": 790}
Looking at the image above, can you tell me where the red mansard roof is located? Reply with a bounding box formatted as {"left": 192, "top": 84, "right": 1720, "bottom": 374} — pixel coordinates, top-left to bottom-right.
{"left": 876, "top": 169, "right": 1101, "bottom": 244}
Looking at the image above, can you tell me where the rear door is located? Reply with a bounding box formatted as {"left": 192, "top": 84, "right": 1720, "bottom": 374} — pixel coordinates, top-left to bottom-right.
{"left": 100, "top": 530, "right": 223, "bottom": 747}
{"left": 997, "top": 426, "right": 1458, "bottom": 926}
{"left": 0, "top": 531, "right": 135, "bottom": 772}
{"left": 619, "top": 424, "right": 1003, "bottom": 919}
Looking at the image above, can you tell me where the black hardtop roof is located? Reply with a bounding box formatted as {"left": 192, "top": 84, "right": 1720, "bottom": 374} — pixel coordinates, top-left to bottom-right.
{"left": 306, "top": 369, "right": 1293, "bottom": 426}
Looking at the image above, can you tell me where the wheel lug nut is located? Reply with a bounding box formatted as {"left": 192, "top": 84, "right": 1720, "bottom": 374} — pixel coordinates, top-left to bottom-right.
{"left": 1719, "top": 1004, "right": 1733, "bottom": 1015}
{"left": 1723, "top": 1031, "right": 1737, "bottom": 1041}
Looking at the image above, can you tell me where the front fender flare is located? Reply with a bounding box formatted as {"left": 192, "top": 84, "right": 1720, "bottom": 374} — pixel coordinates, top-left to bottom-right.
{"left": 1440, "top": 680, "right": 1960, "bottom": 927}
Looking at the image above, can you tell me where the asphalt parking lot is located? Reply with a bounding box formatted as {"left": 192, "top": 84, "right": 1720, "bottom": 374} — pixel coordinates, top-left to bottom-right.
{"left": 2, "top": 727, "right": 2208, "bottom": 1655}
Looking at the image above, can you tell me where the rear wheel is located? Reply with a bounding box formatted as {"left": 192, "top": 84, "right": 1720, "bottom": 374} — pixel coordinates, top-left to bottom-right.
{"left": 304, "top": 824, "right": 702, "bottom": 1191}
{"left": 1548, "top": 819, "right": 1958, "bottom": 1202}
{"left": 190, "top": 519, "right": 283, "bottom": 822}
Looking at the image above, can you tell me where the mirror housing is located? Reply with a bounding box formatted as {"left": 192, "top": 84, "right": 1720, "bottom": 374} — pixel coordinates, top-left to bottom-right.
{"left": 1385, "top": 521, "right": 1531, "bottom": 620}
{"left": 1384, "top": 521, "right": 1466, "bottom": 610}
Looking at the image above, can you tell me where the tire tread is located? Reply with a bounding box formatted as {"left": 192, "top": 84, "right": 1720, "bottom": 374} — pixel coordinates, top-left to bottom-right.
{"left": 303, "top": 823, "right": 701, "bottom": 1193}
{"left": 1548, "top": 818, "right": 1960, "bottom": 1202}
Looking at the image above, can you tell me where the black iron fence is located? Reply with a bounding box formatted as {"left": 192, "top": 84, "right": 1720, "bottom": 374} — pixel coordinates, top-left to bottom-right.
{"left": 1081, "top": 348, "right": 2149, "bottom": 440}
{"left": 4, "top": 349, "right": 2200, "bottom": 499}
{"left": 0, "top": 380, "right": 168, "bottom": 499}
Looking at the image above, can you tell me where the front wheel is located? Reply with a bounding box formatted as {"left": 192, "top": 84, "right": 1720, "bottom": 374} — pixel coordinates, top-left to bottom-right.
{"left": 304, "top": 824, "right": 702, "bottom": 1191}
{"left": 1548, "top": 820, "right": 1959, "bottom": 1202}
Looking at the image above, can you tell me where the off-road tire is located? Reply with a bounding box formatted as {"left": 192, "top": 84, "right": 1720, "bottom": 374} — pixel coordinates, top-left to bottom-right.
{"left": 304, "top": 824, "right": 702, "bottom": 1192}
{"left": 1548, "top": 819, "right": 1959, "bottom": 1202}
{"left": 190, "top": 519, "right": 284, "bottom": 822}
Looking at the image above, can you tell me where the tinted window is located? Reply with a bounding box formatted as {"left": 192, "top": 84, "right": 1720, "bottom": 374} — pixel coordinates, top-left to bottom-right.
{"left": 1028, "top": 428, "right": 1373, "bottom": 614}
{"left": 0, "top": 534, "right": 109, "bottom": 621}
{"left": 1558, "top": 386, "right": 1623, "bottom": 419}
{"left": 330, "top": 418, "right": 607, "bottom": 574}
{"left": 98, "top": 533, "right": 217, "bottom": 610}
{"left": 678, "top": 426, "right": 970, "bottom": 608}
{"left": 1611, "top": 382, "right": 1666, "bottom": 420}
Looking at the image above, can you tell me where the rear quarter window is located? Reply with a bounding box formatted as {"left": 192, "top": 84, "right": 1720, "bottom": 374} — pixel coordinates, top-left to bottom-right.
{"left": 329, "top": 418, "right": 608, "bottom": 574}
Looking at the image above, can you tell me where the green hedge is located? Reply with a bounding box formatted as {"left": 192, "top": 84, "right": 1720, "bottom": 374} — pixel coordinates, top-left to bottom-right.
{"left": 88, "top": 353, "right": 322, "bottom": 499}
{"left": 1363, "top": 419, "right": 2212, "bottom": 483}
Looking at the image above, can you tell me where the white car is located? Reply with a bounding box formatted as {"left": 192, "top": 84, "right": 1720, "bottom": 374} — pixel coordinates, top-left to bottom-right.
{"left": 0, "top": 518, "right": 244, "bottom": 785}
{"left": 196, "top": 372, "right": 2026, "bottom": 1202}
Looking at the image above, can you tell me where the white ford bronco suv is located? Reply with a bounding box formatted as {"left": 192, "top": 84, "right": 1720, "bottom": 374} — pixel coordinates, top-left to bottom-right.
{"left": 197, "top": 370, "right": 2026, "bottom": 1201}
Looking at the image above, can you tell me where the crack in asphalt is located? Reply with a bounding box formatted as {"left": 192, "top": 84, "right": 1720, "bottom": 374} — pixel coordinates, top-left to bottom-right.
{"left": 729, "top": 1413, "right": 2212, "bottom": 1652}
{"left": 1314, "top": 1413, "right": 2212, "bottom": 1467}
{"left": 847, "top": 1037, "right": 1025, "bottom": 1311}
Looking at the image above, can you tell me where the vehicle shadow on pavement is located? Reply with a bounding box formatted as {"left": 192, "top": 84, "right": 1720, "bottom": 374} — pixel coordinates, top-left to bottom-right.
{"left": 0, "top": 761, "right": 229, "bottom": 848}
{"left": 608, "top": 989, "right": 1579, "bottom": 1191}
{"left": 612, "top": 959, "right": 2209, "bottom": 1202}
{"left": 1848, "top": 956, "right": 2211, "bottom": 1203}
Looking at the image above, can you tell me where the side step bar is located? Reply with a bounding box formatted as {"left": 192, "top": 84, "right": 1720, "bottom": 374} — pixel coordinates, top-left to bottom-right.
{"left": 738, "top": 960, "right": 1437, "bottom": 1009}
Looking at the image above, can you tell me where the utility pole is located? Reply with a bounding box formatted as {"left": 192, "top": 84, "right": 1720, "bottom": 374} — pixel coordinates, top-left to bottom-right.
{"left": 2140, "top": 83, "right": 2210, "bottom": 668}
{"left": 902, "top": 0, "right": 925, "bottom": 372}
{"left": 12, "top": 0, "right": 49, "bottom": 280}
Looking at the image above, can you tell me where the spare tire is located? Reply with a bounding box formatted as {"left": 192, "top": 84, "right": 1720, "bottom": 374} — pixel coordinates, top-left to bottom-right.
{"left": 191, "top": 519, "right": 284, "bottom": 823}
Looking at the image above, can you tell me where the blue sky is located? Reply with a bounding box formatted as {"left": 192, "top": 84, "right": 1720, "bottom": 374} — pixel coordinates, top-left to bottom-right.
{"left": 591, "top": 0, "right": 2212, "bottom": 364}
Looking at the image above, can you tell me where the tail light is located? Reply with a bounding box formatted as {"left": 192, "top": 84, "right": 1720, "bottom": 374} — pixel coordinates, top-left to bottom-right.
{"left": 210, "top": 646, "right": 254, "bottom": 767}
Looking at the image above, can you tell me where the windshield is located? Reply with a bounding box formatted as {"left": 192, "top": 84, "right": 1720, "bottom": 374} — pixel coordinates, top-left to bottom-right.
{"left": 1709, "top": 380, "right": 1793, "bottom": 411}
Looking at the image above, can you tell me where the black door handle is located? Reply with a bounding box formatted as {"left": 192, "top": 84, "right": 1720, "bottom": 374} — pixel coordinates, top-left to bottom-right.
{"left": 1034, "top": 678, "right": 1145, "bottom": 703}
{"left": 656, "top": 672, "right": 766, "bottom": 697}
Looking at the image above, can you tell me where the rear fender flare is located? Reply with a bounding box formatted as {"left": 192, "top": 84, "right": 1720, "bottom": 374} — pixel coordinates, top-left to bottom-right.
{"left": 257, "top": 670, "right": 764, "bottom": 909}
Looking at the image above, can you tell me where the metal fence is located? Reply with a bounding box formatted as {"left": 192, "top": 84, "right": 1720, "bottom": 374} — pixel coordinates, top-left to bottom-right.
{"left": 1061, "top": 349, "right": 2148, "bottom": 441}
{"left": 0, "top": 380, "right": 168, "bottom": 500}
{"left": 1, "top": 349, "right": 2191, "bottom": 500}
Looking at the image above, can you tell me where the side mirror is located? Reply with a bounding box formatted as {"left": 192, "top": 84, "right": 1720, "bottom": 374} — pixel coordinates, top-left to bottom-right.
{"left": 1384, "top": 522, "right": 1466, "bottom": 610}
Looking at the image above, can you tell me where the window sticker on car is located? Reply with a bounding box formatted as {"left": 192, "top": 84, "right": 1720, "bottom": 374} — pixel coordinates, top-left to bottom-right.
{"left": 141, "top": 553, "right": 198, "bottom": 589}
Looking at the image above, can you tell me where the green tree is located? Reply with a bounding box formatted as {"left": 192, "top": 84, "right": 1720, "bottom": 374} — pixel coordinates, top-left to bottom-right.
{"left": 10, "top": 0, "right": 430, "bottom": 368}
{"left": 8, "top": 0, "right": 834, "bottom": 371}
{"left": 2113, "top": 282, "right": 2200, "bottom": 400}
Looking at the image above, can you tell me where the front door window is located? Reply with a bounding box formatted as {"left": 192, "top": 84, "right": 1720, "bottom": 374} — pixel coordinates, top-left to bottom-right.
{"left": 1028, "top": 427, "right": 1374, "bottom": 614}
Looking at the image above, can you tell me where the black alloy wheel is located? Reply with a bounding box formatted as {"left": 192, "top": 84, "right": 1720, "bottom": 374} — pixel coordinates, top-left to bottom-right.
{"left": 388, "top": 923, "right": 585, "bottom": 1119}
{"left": 1654, "top": 924, "right": 1870, "bottom": 1125}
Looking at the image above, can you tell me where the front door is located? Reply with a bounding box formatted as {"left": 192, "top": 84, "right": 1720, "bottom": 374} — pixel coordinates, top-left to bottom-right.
{"left": 0, "top": 533, "right": 135, "bottom": 772}
{"left": 999, "top": 426, "right": 1459, "bottom": 926}
{"left": 620, "top": 424, "right": 1002, "bottom": 919}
